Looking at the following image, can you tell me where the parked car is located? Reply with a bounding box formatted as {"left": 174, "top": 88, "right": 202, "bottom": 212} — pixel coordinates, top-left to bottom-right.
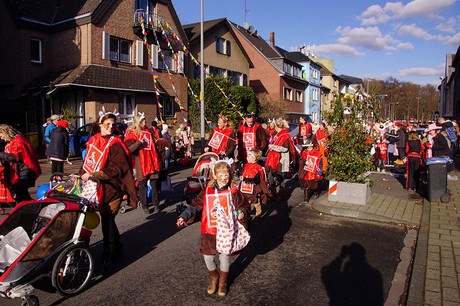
{"left": 69, "top": 122, "right": 128, "bottom": 157}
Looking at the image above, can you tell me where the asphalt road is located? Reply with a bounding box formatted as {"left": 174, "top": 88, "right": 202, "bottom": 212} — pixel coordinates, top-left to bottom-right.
{"left": 2, "top": 162, "right": 412, "bottom": 306}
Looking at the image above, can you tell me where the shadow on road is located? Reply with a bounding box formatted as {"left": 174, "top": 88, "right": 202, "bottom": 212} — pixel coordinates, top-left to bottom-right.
{"left": 228, "top": 178, "right": 295, "bottom": 288}
{"left": 321, "top": 243, "right": 384, "bottom": 306}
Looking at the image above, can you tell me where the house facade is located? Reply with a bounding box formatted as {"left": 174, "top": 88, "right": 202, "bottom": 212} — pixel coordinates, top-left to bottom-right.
{"left": 231, "top": 26, "right": 308, "bottom": 123}
{"left": 315, "top": 59, "right": 351, "bottom": 116}
{"left": 284, "top": 52, "right": 322, "bottom": 123}
{"left": 439, "top": 47, "right": 459, "bottom": 121}
{"left": 0, "top": 0, "right": 190, "bottom": 152}
{"left": 183, "top": 18, "right": 252, "bottom": 86}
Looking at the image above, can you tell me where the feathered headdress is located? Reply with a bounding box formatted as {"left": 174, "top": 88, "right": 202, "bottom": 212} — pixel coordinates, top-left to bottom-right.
{"left": 99, "top": 106, "right": 119, "bottom": 123}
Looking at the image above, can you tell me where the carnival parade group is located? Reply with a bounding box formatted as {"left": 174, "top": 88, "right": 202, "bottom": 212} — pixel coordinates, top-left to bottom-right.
{"left": 0, "top": 110, "right": 458, "bottom": 296}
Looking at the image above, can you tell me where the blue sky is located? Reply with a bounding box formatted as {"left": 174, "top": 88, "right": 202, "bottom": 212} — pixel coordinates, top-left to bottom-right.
{"left": 173, "top": 0, "right": 460, "bottom": 86}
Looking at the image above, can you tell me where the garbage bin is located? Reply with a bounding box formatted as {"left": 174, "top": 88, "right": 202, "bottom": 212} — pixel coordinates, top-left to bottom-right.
{"left": 425, "top": 157, "right": 451, "bottom": 203}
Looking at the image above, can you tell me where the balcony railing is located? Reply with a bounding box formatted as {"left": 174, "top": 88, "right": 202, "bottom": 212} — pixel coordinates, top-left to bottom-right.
{"left": 134, "top": 9, "right": 159, "bottom": 31}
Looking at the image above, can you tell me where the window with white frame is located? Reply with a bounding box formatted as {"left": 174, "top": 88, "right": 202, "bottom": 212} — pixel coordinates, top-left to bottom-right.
{"left": 119, "top": 93, "right": 135, "bottom": 115}
{"left": 209, "top": 65, "right": 224, "bottom": 77}
{"left": 216, "top": 37, "right": 231, "bottom": 55}
{"left": 30, "top": 38, "right": 42, "bottom": 63}
{"left": 158, "top": 49, "right": 173, "bottom": 70}
{"left": 312, "top": 88, "right": 319, "bottom": 101}
{"left": 228, "top": 70, "right": 242, "bottom": 85}
{"left": 283, "top": 62, "right": 292, "bottom": 75}
{"left": 109, "top": 36, "right": 132, "bottom": 63}
{"left": 284, "top": 87, "right": 292, "bottom": 101}
{"left": 293, "top": 66, "right": 301, "bottom": 78}
{"left": 295, "top": 90, "right": 303, "bottom": 102}
{"left": 160, "top": 96, "right": 175, "bottom": 117}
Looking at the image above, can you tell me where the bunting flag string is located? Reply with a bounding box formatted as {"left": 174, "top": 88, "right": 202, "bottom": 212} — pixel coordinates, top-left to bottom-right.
{"left": 157, "top": 21, "right": 187, "bottom": 122}
{"left": 139, "top": 14, "right": 163, "bottom": 122}
{"left": 139, "top": 16, "right": 245, "bottom": 124}
{"left": 207, "top": 75, "right": 244, "bottom": 119}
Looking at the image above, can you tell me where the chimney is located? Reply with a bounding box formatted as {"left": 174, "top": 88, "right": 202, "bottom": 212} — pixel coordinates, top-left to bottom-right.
{"left": 270, "top": 32, "right": 275, "bottom": 47}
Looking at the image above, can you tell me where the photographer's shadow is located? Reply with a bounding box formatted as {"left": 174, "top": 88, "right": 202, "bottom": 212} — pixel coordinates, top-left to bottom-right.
{"left": 321, "top": 243, "right": 384, "bottom": 306}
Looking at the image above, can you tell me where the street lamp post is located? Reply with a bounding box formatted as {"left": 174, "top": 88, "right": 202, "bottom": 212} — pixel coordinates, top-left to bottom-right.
{"left": 199, "top": 0, "right": 205, "bottom": 153}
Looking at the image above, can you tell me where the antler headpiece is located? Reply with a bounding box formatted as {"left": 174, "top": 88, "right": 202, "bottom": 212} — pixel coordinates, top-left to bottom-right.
{"left": 99, "top": 106, "right": 119, "bottom": 123}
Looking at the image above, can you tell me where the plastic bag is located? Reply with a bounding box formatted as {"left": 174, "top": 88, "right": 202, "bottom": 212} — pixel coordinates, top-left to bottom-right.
{"left": 0, "top": 226, "right": 31, "bottom": 265}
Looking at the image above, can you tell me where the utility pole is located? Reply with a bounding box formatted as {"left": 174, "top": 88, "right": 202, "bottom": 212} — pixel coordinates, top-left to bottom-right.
{"left": 200, "top": 0, "right": 205, "bottom": 153}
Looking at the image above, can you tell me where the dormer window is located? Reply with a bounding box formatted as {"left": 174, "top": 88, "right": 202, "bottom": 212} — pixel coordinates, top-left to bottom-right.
{"left": 216, "top": 37, "right": 231, "bottom": 55}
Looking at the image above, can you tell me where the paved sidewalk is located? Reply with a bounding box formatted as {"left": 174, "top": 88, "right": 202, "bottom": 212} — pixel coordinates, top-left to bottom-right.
{"left": 312, "top": 170, "right": 460, "bottom": 306}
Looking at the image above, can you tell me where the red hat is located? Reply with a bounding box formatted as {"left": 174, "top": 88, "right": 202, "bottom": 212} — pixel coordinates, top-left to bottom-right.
{"left": 56, "top": 120, "right": 68, "bottom": 129}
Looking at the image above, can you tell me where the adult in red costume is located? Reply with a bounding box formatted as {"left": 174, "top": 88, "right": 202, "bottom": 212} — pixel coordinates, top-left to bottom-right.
{"left": 80, "top": 112, "right": 139, "bottom": 273}
{"left": 0, "top": 124, "right": 41, "bottom": 204}
{"left": 298, "top": 139, "right": 323, "bottom": 202}
{"left": 265, "top": 118, "right": 296, "bottom": 201}
{"left": 297, "top": 116, "right": 312, "bottom": 145}
{"left": 237, "top": 112, "right": 268, "bottom": 163}
{"left": 125, "top": 114, "right": 161, "bottom": 214}
{"left": 205, "top": 114, "right": 236, "bottom": 158}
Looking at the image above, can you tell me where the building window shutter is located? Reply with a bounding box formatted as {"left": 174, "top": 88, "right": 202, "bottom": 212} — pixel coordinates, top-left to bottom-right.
{"left": 177, "top": 51, "right": 184, "bottom": 74}
{"left": 136, "top": 40, "right": 144, "bottom": 66}
{"left": 226, "top": 40, "right": 231, "bottom": 56}
{"left": 102, "top": 31, "right": 110, "bottom": 60}
{"left": 151, "top": 44, "right": 158, "bottom": 68}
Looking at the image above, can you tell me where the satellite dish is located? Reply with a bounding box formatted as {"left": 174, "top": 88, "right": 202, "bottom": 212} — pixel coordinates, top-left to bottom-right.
{"left": 248, "top": 25, "right": 256, "bottom": 34}
{"left": 242, "top": 22, "right": 249, "bottom": 30}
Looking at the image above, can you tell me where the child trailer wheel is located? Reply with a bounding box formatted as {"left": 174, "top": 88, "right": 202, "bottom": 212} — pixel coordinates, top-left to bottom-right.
{"left": 20, "top": 295, "right": 39, "bottom": 306}
{"left": 51, "top": 244, "right": 94, "bottom": 297}
{"left": 440, "top": 193, "right": 451, "bottom": 203}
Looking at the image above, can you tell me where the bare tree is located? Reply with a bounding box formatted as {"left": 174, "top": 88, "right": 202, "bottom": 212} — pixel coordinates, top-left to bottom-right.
{"left": 257, "top": 93, "right": 287, "bottom": 121}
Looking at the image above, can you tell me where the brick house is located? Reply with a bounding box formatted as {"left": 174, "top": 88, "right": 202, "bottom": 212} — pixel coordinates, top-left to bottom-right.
{"left": 0, "top": 0, "right": 190, "bottom": 152}
{"left": 230, "top": 24, "right": 308, "bottom": 124}
{"left": 183, "top": 18, "right": 253, "bottom": 86}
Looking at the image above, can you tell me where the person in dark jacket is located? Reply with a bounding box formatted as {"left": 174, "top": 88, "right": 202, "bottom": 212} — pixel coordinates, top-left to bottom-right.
{"left": 395, "top": 124, "right": 407, "bottom": 160}
{"left": 432, "top": 126, "right": 455, "bottom": 172}
{"left": 405, "top": 131, "right": 423, "bottom": 191}
{"left": 45, "top": 119, "right": 69, "bottom": 175}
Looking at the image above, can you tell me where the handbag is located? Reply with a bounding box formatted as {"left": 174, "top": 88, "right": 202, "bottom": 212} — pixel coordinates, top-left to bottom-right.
{"left": 81, "top": 180, "right": 99, "bottom": 207}
{"left": 215, "top": 202, "right": 250, "bottom": 255}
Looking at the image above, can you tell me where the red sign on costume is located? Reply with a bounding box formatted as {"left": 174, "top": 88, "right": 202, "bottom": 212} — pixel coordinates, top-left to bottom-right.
{"left": 304, "top": 155, "right": 318, "bottom": 172}
{"left": 141, "top": 131, "right": 152, "bottom": 150}
{"left": 205, "top": 192, "right": 231, "bottom": 229}
{"left": 243, "top": 132, "right": 255, "bottom": 150}
{"left": 209, "top": 131, "right": 224, "bottom": 150}
{"left": 301, "top": 125, "right": 307, "bottom": 137}
{"left": 83, "top": 145, "right": 103, "bottom": 173}
{"left": 240, "top": 181, "right": 254, "bottom": 194}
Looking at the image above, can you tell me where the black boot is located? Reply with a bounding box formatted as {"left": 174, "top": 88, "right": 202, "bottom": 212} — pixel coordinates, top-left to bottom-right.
{"left": 304, "top": 189, "right": 309, "bottom": 202}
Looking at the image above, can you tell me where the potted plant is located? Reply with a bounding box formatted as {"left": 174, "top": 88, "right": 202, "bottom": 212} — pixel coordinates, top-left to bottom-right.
{"left": 324, "top": 91, "right": 374, "bottom": 205}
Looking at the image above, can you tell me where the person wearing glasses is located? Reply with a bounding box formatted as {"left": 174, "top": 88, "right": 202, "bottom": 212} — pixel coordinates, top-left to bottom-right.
{"left": 80, "top": 110, "right": 139, "bottom": 274}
